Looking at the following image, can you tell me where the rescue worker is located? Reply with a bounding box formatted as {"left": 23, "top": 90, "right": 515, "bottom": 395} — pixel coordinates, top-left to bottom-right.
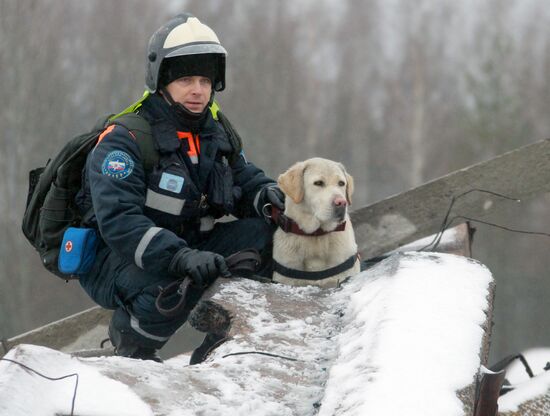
{"left": 75, "top": 13, "right": 284, "bottom": 362}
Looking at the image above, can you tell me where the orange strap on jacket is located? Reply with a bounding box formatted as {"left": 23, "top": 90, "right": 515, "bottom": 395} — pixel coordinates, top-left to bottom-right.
{"left": 177, "top": 131, "right": 200, "bottom": 164}
{"left": 95, "top": 124, "right": 138, "bottom": 148}
{"left": 95, "top": 125, "right": 116, "bottom": 147}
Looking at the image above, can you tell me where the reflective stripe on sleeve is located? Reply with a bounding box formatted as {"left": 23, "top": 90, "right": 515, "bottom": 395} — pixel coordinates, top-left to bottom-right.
{"left": 134, "top": 226, "right": 163, "bottom": 269}
{"left": 145, "top": 189, "right": 185, "bottom": 215}
{"left": 253, "top": 189, "right": 264, "bottom": 216}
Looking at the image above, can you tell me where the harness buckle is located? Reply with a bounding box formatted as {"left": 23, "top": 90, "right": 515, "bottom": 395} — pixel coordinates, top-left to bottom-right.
{"left": 198, "top": 194, "right": 209, "bottom": 209}
{"left": 262, "top": 203, "right": 272, "bottom": 219}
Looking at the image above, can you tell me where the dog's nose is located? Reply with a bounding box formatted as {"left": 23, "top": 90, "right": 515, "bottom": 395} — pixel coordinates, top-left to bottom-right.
{"left": 333, "top": 197, "right": 347, "bottom": 221}
{"left": 333, "top": 197, "right": 347, "bottom": 207}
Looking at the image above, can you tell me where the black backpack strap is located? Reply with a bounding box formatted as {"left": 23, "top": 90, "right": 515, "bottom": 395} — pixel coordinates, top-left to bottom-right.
{"left": 216, "top": 110, "right": 243, "bottom": 163}
{"left": 109, "top": 113, "right": 159, "bottom": 175}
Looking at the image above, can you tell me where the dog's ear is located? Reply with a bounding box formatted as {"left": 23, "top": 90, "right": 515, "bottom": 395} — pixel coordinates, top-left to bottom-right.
{"left": 345, "top": 173, "right": 354, "bottom": 205}
{"left": 278, "top": 161, "right": 306, "bottom": 204}
{"left": 338, "top": 163, "right": 354, "bottom": 205}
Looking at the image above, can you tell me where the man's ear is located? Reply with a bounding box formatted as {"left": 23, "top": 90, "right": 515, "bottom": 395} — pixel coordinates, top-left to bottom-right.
{"left": 278, "top": 161, "right": 306, "bottom": 204}
{"left": 345, "top": 173, "right": 354, "bottom": 205}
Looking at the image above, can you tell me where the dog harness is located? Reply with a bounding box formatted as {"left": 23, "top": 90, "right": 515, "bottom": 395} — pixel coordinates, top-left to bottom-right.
{"left": 273, "top": 253, "right": 360, "bottom": 281}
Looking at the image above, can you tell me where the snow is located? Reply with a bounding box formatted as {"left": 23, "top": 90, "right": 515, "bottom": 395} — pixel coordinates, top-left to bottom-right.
{"left": 392, "top": 227, "right": 458, "bottom": 252}
{"left": 499, "top": 371, "right": 550, "bottom": 412}
{"left": 319, "top": 252, "right": 492, "bottom": 416}
{"left": 0, "top": 345, "right": 153, "bottom": 416}
{"left": 0, "top": 252, "right": 493, "bottom": 416}
{"left": 497, "top": 347, "right": 550, "bottom": 412}
{"left": 505, "top": 347, "right": 550, "bottom": 384}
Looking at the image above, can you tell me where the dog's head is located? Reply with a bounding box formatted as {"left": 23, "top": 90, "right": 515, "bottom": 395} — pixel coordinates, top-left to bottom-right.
{"left": 277, "top": 158, "right": 354, "bottom": 225}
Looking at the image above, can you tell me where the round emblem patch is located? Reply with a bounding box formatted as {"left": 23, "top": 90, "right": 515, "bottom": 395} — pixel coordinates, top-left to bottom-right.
{"left": 65, "top": 240, "right": 73, "bottom": 253}
{"left": 102, "top": 150, "right": 135, "bottom": 179}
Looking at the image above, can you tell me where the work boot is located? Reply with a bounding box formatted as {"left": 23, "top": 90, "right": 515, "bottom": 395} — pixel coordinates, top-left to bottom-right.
{"left": 110, "top": 338, "right": 164, "bottom": 363}
{"left": 108, "top": 314, "right": 164, "bottom": 363}
{"left": 120, "top": 347, "right": 163, "bottom": 363}
{"left": 189, "top": 333, "right": 228, "bottom": 365}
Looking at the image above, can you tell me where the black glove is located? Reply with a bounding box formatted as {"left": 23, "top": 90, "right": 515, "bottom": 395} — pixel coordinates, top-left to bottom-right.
{"left": 258, "top": 185, "right": 285, "bottom": 213}
{"left": 169, "top": 248, "right": 231, "bottom": 288}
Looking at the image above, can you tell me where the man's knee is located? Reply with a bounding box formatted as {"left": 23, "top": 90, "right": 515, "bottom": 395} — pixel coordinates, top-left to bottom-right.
{"left": 109, "top": 281, "right": 204, "bottom": 349}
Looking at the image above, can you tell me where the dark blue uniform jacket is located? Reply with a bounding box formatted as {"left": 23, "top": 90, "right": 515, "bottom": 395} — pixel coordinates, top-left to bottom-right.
{"left": 76, "top": 94, "right": 274, "bottom": 277}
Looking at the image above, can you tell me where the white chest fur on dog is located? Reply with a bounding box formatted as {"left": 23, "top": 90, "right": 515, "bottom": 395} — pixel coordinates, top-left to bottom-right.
{"left": 272, "top": 158, "right": 361, "bottom": 288}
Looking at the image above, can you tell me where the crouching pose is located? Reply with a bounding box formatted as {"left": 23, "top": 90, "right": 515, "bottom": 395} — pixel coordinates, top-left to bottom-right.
{"left": 75, "top": 13, "right": 284, "bottom": 362}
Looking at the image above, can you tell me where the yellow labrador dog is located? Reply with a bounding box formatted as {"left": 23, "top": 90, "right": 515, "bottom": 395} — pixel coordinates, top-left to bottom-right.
{"left": 271, "top": 158, "right": 360, "bottom": 288}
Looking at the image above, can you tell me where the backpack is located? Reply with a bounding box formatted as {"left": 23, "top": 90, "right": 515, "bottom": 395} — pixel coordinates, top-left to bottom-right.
{"left": 22, "top": 95, "right": 242, "bottom": 280}
{"left": 22, "top": 112, "right": 157, "bottom": 280}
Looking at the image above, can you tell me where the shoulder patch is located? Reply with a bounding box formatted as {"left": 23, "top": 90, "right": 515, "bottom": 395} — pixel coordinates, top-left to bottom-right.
{"left": 102, "top": 150, "right": 135, "bottom": 179}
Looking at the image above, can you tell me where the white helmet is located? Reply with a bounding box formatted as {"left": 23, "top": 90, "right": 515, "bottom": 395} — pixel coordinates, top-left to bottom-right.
{"left": 145, "top": 13, "right": 227, "bottom": 93}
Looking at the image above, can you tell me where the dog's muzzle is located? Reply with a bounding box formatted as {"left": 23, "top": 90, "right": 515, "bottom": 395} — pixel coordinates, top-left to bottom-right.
{"left": 333, "top": 197, "right": 347, "bottom": 222}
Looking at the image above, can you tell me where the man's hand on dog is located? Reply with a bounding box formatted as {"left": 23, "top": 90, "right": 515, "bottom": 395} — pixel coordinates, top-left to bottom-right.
{"left": 265, "top": 185, "right": 285, "bottom": 210}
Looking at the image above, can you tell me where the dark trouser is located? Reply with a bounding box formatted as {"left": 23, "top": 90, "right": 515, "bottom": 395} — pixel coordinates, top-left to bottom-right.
{"left": 79, "top": 218, "right": 275, "bottom": 351}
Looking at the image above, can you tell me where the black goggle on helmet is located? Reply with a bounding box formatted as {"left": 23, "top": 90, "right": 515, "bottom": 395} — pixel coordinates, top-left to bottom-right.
{"left": 145, "top": 13, "right": 227, "bottom": 93}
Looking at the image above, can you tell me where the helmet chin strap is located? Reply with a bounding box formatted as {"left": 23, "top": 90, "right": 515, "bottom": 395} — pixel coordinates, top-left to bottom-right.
{"left": 160, "top": 87, "right": 215, "bottom": 126}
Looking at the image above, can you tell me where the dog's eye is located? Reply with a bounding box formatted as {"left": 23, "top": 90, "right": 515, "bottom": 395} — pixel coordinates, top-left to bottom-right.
{"left": 313, "top": 180, "right": 325, "bottom": 187}
{"left": 338, "top": 180, "right": 346, "bottom": 187}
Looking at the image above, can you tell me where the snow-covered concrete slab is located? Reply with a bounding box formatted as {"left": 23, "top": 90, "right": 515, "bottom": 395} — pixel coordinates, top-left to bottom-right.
{"left": 0, "top": 344, "right": 153, "bottom": 416}
{"left": 2, "top": 225, "right": 472, "bottom": 359}
{"left": 319, "top": 252, "right": 493, "bottom": 416}
{"left": 0, "top": 252, "right": 494, "bottom": 416}
{"left": 498, "top": 373, "right": 550, "bottom": 415}
{"left": 498, "top": 348, "right": 550, "bottom": 415}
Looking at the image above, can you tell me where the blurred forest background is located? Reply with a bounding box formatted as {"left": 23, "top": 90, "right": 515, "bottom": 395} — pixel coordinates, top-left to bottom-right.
{"left": 1, "top": 0, "right": 550, "bottom": 363}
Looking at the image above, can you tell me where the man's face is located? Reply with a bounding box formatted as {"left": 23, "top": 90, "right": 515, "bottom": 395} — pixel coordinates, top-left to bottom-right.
{"left": 164, "top": 75, "right": 212, "bottom": 113}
